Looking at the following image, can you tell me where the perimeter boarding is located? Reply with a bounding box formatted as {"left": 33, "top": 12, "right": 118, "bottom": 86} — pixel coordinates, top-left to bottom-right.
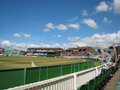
{"left": 1, "top": 60, "right": 120, "bottom": 90}
{"left": 0, "top": 61, "right": 93, "bottom": 90}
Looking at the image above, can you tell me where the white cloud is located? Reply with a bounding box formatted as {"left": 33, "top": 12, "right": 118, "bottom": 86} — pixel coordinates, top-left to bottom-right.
{"left": 26, "top": 42, "right": 87, "bottom": 50}
{"left": 83, "top": 18, "right": 98, "bottom": 29}
{"left": 13, "top": 33, "right": 31, "bottom": 38}
{"left": 68, "top": 23, "right": 80, "bottom": 30}
{"left": 44, "top": 23, "right": 68, "bottom": 32}
{"left": 56, "top": 24, "right": 67, "bottom": 31}
{"left": 1, "top": 31, "right": 120, "bottom": 49}
{"left": 43, "top": 22, "right": 55, "bottom": 32}
{"left": 12, "top": 43, "right": 26, "bottom": 50}
{"left": 44, "top": 22, "right": 80, "bottom": 32}
{"left": 82, "top": 10, "right": 88, "bottom": 16}
{"left": 0, "top": 40, "right": 27, "bottom": 50}
{"left": 113, "top": 0, "right": 120, "bottom": 14}
{"left": 96, "top": 1, "right": 111, "bottom": 12}
{"left": 67, "top": 36, "right": 80, "bottom": 42}
{"left": 13, "top": 33, "right": 22, "bottom": 38}
{"left": 1, "top": 40, "right": 12, "bottom": 47}
{"left": 82, "top": 31, "right": 120, "bottom": 48}
{"left": 29, "top": 44, "right": 40, "bottom": 47}
{"left": 71, "top": 42, "right": 87, "bottom": 47}
{"left": 43, "top": 28, "right": 50, "bottom": 32}
{"left": 23, "top": 33, "right": 31, "bottom": 38}
{"left": 95, "top": 0, "right": 120, "bottom": 14}
{"left": 103, "top": 17, "right": 112, "bottom": 24}
{"left": 46, "top": 22, "right": 55, "bottom": 30}
{"left": 61, "top": 42, "right": 87, "bottom": 49}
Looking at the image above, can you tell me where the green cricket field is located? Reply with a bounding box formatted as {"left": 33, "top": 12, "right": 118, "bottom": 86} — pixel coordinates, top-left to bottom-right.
{"left": 0, "top": 56, "right": 101, "bottom": 69}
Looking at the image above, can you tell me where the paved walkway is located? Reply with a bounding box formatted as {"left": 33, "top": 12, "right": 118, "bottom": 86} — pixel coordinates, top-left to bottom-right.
{"left": 103, "top": 68, "right": 120, "bottom": 90}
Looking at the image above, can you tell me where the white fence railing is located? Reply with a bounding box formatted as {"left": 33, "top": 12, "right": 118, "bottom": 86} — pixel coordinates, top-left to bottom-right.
{"left": 8, "top": 63, "right": 111, "bottom": 90}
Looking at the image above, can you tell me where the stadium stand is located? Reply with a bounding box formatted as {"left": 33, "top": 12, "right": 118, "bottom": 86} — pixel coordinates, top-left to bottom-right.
{"left": 3, "top": 50, "right": 26, "bottom": 56}
{"left": 26, "top": 46, "right": 96, "bottom": 58}
{"left": 26, "top": 48, "right": 63, "bottom": 57}
{"left": 63, "top": 46, "right": 96, "bottom": 58}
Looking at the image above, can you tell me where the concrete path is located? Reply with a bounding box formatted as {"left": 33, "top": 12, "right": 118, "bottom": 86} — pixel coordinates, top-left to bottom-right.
{"left": 103, "top": 69, "right": 120, "bottom": 90}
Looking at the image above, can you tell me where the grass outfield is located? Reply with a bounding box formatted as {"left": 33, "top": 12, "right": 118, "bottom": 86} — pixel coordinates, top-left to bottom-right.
{"left": 0, "top": 56, "right": 101, "bottom": 69}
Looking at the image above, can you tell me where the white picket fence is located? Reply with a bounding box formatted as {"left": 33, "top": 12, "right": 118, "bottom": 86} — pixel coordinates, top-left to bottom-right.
{"left": 8, "top": 63, "right": 111, "bottom": 90}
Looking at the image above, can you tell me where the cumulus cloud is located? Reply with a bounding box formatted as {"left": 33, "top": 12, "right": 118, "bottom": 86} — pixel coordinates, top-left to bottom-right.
{"left": 28, "top": 44, "right": 41, "bottom": 47}
{"left": 43, "top": 28, "right": 50, "bottom": 32}
{"left": 95, "top": 0, "right": 120, "bottom": 14}
{"left": 96, "top": 1, "right": 111, "bottom": 12}
{"left": 82, "top": 31, "right": 120, "bottom": 48}
{"left": 3, "top": 31, "right": 120, "bottom": 50}
{"left": 12, "top": 43, "right": 26, "bottom": 50}
{"left": 0, "top": 40, "right": 27, "bottom": 50}
{"left": 1, "top": 31, "right": 120, "bottom": 49}
{"left": 71, "top": 42, "right": 87, "bottom": 47}
{"left": 56, "top": 24, "right": 67, "bottom": 31}
{"left": 83, "top": 18, "right": 98, "bottom": 29}
{"left": 103, "top": 17, "right": 112, "bottom": 24}
{"left": 113, "top": 0, "right": 120, "bottom": 14}
{"left": 43, "top": 22, "right": 55, "bottom": 32}
{"left": 13, "top": 33, "right": 31, "bottom": 38}
{"left": 82, "top": 10, "right": 88, "bottom": 16}
{"left": 23, "top": 33, "right": 31, "bottom": 38}
{"left": 46, "top": 22, "right": 55, "bottom": 30}
{"left": 68, "top": 23, "right": 80, "bottom": 30}
{"left": 13, "top": 33, "right": 22, "bottom": 38}
{"left": 44, "top": 23, "right": 68, "bottom": 32}
{"left": 67, "top": 36, "right": 80, "bottom": 42}
{"left": 1, "top": 40, "right": 12, "bottom": 47}
{"left": 44, "top": 21, "right": 81, "bottom": 32}
{"left": 29, "top": 43, "right": 54, "bottom": 48}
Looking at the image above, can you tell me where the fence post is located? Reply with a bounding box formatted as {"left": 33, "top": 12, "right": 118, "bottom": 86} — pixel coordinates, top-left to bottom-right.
{"left": 71, "top": 64, "right": 72, "bottom": 73}
{"left": 74, "top": 73, "right": 77, "bottom": 90}
{"left": 24, "top": 68, "right": 26, "bottom": 84}
{"left": 61, "top": 65, "right": 63, "bottom": 75}
{"left": 46, "top": 66, "right": 48, "bottom": 79}
{"left": 74, "top": 64, "right": 75, "bottom": 72}
{"left": 95, "top": 67, "right": 98, "bottom": 77}
{"left": 39, "top": 67, "right": 41, "bottom": 81}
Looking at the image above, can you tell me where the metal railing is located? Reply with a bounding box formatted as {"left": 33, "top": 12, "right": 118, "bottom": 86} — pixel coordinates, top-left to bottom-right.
{"left": 8, "top": 63, "right": 112, "bottom": 90}
{"left": 0, "top": 61, "right": 93, "bottom": 90}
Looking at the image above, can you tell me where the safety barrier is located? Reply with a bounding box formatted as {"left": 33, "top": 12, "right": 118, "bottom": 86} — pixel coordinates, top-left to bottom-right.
{"left": 77, "top": 63, "right": 120, "bottom": 90}
{"left": 77, "top": 67, "right": 114, "bottom": 90}
{"left": 7, "top": 63, "right": 112, "bottom": 90}
{"left": 0, "top": 61, "right": 94, "bottom": 89}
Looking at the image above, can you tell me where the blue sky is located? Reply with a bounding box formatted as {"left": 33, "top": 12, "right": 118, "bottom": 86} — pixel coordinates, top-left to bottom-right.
{"left": 0, "top": 0, "right": 120, "bottom": 49}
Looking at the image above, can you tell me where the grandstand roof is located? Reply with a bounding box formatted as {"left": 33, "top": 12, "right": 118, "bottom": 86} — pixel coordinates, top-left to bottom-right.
{"left": 66, "top": 46, "right": 94, "bottom": 51}
{"left": 27, "top": 47, "right": 64, "bottom": 51}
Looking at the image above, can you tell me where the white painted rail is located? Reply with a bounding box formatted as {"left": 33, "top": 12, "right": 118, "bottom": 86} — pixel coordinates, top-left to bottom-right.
{"left": 8, "top": 63, "right": 111, "bottom": 90}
